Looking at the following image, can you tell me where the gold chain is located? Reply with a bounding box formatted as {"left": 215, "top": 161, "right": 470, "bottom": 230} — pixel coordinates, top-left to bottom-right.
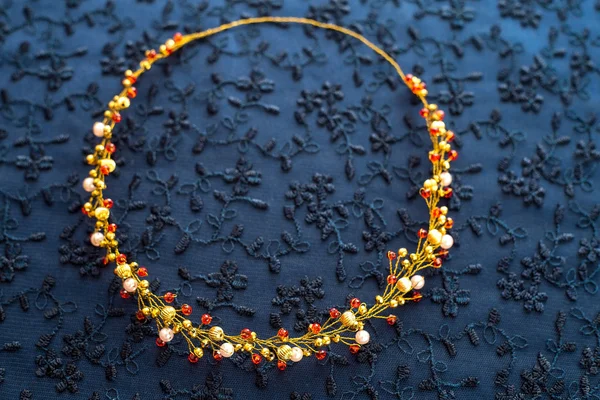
{"left": 80, "top": 17, "right": 458, "bottom": 369}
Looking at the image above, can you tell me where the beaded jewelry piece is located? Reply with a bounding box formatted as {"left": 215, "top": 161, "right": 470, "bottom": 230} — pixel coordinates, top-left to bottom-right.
{"left": 81, "top": 17, "right": 457, "bottom": 369}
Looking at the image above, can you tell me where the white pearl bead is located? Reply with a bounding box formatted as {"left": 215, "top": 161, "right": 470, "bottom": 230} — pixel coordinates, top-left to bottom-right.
{"left": 219, "top": 342, "right": 234, "bottom": 358}
{"left": 427, "top": 229, "right": 442, "bottom": 245}
{"left": 90, "top": 232, "right": 104, "bottom": 247}
{"left": 122, "top": 278, "right": 138, "bottom": 293}
{"left": 396, "top": 277, "right": 412, "bottom": 292}
{"left": 93, "top": 122, "right": 105, "bottom": 137}
{"left": 355, "top": 330, "right": 370, "bottom": 345}
{"left": 290, "top": 347, "right": 303, "bottom": 362}
{"left": 159, "top": 327, "right": 174, "bottom": 342}
{"left": 440, "top": 172, "right": 452, "bottom": 187}
{"left": 82, "top": 177, "right": 95, "bottom": 192}
{"left": 411, "top": 275, "right": 425, "bottom": 290}
{"left": 440, "top": 234, "right": 454, "bottom": 250}
{"left": 431, "top": 121, "right": 445, "bottom": 131}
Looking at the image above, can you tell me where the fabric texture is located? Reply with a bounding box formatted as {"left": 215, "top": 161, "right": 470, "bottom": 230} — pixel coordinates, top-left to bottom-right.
{"left": 0, "top": 0, "right": 599, "bottom": 399}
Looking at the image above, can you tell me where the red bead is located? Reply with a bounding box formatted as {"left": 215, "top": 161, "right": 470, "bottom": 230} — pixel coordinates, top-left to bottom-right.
{"left": 387, "top": 251, "right": 396, "bottom": 260}
{"left": 434, "top": 110, "right": 445, "bottom": 120}
{"left": 309, "top": 323, "right": 321, "bottom": 334}
{"left": 136, "top": 310, "right": 145, "bottom": 321}
{"left": 102, "top": 257, "right": 109, "bottom": 265}
{"left": 116, "top": 254, "right": 127, "bottom": 264}
{"left": 418, "top": 229, "right": 428, "bottom": 239}
{"left": 315, "top": 350, "right": 327, "bottom": 360}
{"left": 350, "top": 298, "right": 361, "bottom": 308}
{"left": 119, "top": 289, "right": 129, "bottom": 299}
{"left": 329, "top": 308, "right": 341, "bottom": 319}
{"left": 137, "top": 267, "right": 148, "bottom": 277}
{"left": 188, "top": 353, "right": 198, "bottom": 363}
{"left": 349, "top": 345, "right": 360, "bottom": 354}
{"left": 444, "top": 188, "right": 454, "bottom": 198}
{"left": 103, "top": 199, "right": 113, "bottom": 209}
{"left": 412, "top": 291, "right": 423, "bottom": 302}
{"left": 81, "top": 207, "right": 88, "bottom": 216}
{"left": 278, "top": 328, "right": 289, "bottom": 339}
{"left": 387, "top": 315, "right": 397, "bottom": 326}
{"left": 387, "top": 275, "right": 397, "bottom": 285}
{"left": 432, "top": 208, "right": 441, "bottom": 218}
{"left": 156, "top": 338, "right": 165, "bottom": 347}
{"left": 105, "top": 142, "right": 116, "bottom": 154}
{"left": 445, "top": 218, "right": 454, "bottom": 229}
{"left": 446, "top": 131, "right": 455, "bottom": 142}
{"left": 127, "top": 87, "right": 137, "bottom": 98}
{"left": 240, "top": 328, "right": 252, "bottom": 340}
{"left": 181, "top": 304, "right": 192, "bottom": 315}
{"left": 277, "top": 360, "right": 287, "bottom": 371}
{"left": 429, "top": 152, "right": 441, "bottom": 162}
{"left": 108, "top": 223, "right": 117, "bottom": 233}
{"left": 251, "top": 354, "right": 262, "bottom": 365}
{"left": 213, "top": 351, "right": 223, "bottom": 361}
{"left": 433, "top": 258, "right": 443, "bottom": 268}
{"left": 164, "top": 292, "right": 175, "bottom": 303}
{"left": 448, "top": 150, "right": 458, "bottom": 161}
{"left": 111, "top": 112, "right": 122, "bottom": 123}
{"left": 430, "top": 127, "right": 439, "bottom": 135}
{"left": 420, "top": 188, "right": 431, "bottom": 199}
{"left": 419, "top": 108, "right": 429, "bottom": 118}
{"left": 128, "top": 75, "right": 137, "bottom": 84}
{"left": 173, "top": 32, "right": 183, "bottom": 42}
{"left": 100, "top": 165, "right": 110, "bottom": 175}
{"left": 404, "top": 74, "right": 413, "bottom": 82}
{"left": 147, "top": 50, "right": 157, "bottom": 60}
{"left": 201, "top": 314, "right": 212, "bottom": 325}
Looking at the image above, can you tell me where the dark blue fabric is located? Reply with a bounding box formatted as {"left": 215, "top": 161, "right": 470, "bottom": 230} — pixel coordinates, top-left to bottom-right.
{"left": 0, "top": 0, "right": 599, "bottom": 399}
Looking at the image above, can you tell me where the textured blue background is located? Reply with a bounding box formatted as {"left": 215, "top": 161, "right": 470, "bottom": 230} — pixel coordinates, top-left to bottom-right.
{"left": 1, "top": 0, "right": 600, "bottom": 399}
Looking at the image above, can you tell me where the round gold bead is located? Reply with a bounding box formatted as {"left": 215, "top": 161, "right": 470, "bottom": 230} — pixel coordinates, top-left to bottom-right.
{"left": 402, "top": 259, "right": 410, "bottom": 268}
{"left": 314, "top": 338, "right": 323, "bottom": 347}
{"left": 140, "top": 60, "right": 151, "bottom": 70}
{"left": 266, "top": 352, "right": 275, "bottom": 362}
{"left": 357, "top": 322, "right": 364, "bottom": 330}
{"left": 410, "top": 253, "right": 418, "bottom": 261}
{"left": 235, "top": 344, "right": 243, "bottom": 351}
{"left": 208, "top": 326, "right": 224, "bottom": 342}
{"left": 323, "top": 336, "right": 331, "bottom": 345}
{"left": 106, "top": 231, "right": 115, "bottom": 240}
{"left": 160, "top": 306, "right": 176, "bottom": 322}
{"left": 428, "top": 103, "right": 438, "bottom": 111}
{"left": 389, "top": 299, "right": 398, "bottom": 308}
{"left": 114, "top": 264, "right": 131, "bottom": 278}
{"left": 150, "top": 308, "right": 159, "bottom": 318}
{"left": 138, "top": 280, "right": 149, "bottom": 289}
{"left": 84, "top": 202, "right": 93, "bottom": 212}
{"left": 443, "top": 161, "right": 450, "bottom": 169}
{"left": 332, "top": 334, "right": 340, "bottom": 343}
{"left": 159, "top": 44, "right": 167, "bottom": 54}
{"left": 86, "top": 155, "right": 95, "bottom": 164}
{"left": 358, "top": 304, "right": 367, "bottom": 314}
{"left": 193, "top": 347, "right": 204, "bottom": 358}
{"left": 117, "top": 97, "right": 130, "bottom": 109}
{"left": 103, "top": 125, "right": 111, "bottom": 134}
{"left": 201, "top": 339, "right": 209, "bottom": 347}
{"left": 121, "top": 79, "right": 131, "bottom": 88}
{"left": 108, "top": 253, "right": 116, "bottom": 262}
{"left": 130, "top": 262, "right": 138, "bottom": 269}
{"left": 95, "top": 207, "right": 110, "bottom": 221}
{"left": 89, "top": 170, "right": 98, "bottom": 178}
{"left": 243, "top": 343, "right": 253, "bottom": 352}
{"left": 173, "top": 325, "right": 181, "bottom": 334}
{"left": 425, "top": 246, "right": 433, "bottom": 254}
{"left": 190, "top": 328, "right": 198, "bottom": 338}
{"left": 398, "top": 248, "right": 408, "bottom": 257}
{"left": 340, "top": 311, "right": 357, "bottom": 328}
{"left": 251, "top": 332, "right": 257, "bottom": 340}
{"left": 95, "top": 145, "right": 104, "bottom": 153}
{"left": 104, "top": 110, "right": 112, "bottom": 118}
{"left": 108, "top": 101, "right": 116, "bottom": 109}
{"left": 125, "top": 70, "right": 133, "bottom": 77}
{"left": 141, "top": 289, "right": 150, "bottom": 297}
{"left": 182, "top": 320, "right": 192, "bottom": 329}
{"left": 260, "top": 348, "right": 270, "bottom": 357}
{"left": 165, "top": 39, "right": 175, "bottom": 49}
{"left": 375, "top": 295, "right": 384, "bottom": 304}
{"left": 142, "top": 307, "right": 150, "bottom": 316}
{"left": 277, "top": 345, "right": 292, "bottom": 360}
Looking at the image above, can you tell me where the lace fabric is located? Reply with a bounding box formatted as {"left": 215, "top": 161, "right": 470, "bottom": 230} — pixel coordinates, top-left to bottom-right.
{"left": 0, "top": 0, "right": 599, "bottom": 399}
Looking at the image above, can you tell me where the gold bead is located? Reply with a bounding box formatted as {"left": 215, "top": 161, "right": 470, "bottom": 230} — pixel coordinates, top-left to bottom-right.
{"left": 104, "top": 110, "right": 112, "bottom": 118}
{"left": 208, "top": 326, "right": 224, "bottom": 341}
{"left": 114, "top": 264, "right": 131, "bottom": 278}
{"left": 243, "top": 343, "right": 253, "bottom": 352}
{"left": 323, "top": 336, "right": 331, "bottom": 345}
{"left": 332, "top": 334, "right": 340, "bottom": 343}
{"left": 443, "top": 161, "right": 450, "bottom": 169}
{"left": 141, "top": 289, "right": 150, "bottom": 297}
{"left": 95, "top": 207, "right": 110, "bottom": 221}
{"left": 398, "top": 248, "right": 408, "bottom": 257}
{"left": 314, "top": 338, "right": 323, "bottom": 347}
{"left": 358, "top": 304, "right": 367, "bottom": 314}
{"left": 357, "top": 322, "right": 364, "bottom": 330}
{"left": 375, "top": 295, "right": 384, "bottom": 304}
{"left": 117, "top": 96, "right": 130, "bottom": 109}
{"left": 182, "top": 320, "right": 192, "bottom": 329}
{"left": 303, "top": 349, "right": 311, "bottom": 357}
{"left": 160, "top": 306, "right": 176, "bottom": 322}
{"left": 159, "top": 44, "right": 167, "bottom": 54}
{"left": 103, "top": 124, "right": 111, "bottom": 134}
{"left": 251, "top": 332, "right": 257, "bottom": 340}
{"left": 193, "top": 347, "right": 203, "bottom": 358}
{"left": 122, "top": 79, "right": 131, "bottom": 88}
{"left": 173, "top": 325, "right": 181, "bottom": 333}
{"left": 277, "top": 345, "right": 292, "bottom": 360}
{"left": 105, "top": 231, "right": 115, "bottom": 240}
{"left": 86, "top": 155, "right": 95, "bottom": 164}
{"left": 140, "top": 60, "right": 151, "bottom": 70}
{"left": 409, "top": 253, "right": 418, "bottom": 261}
{"left": 108, "top": 253, "right": 116, "bottom": 262}
{"left": 402, "top": 259, "right": 410, "bottom": 268}
{"left": 425, "top": 246, "right": 433, "bottom": 254}
{"left": 138, "top": 280, "right": 149, "bottom": 289}
{"left": 84, "top": 202, "right": 93, "bottom": 212}
{"left": 439, "top": 216, "right": 447, "bottom": 224}
{"left": 165, "top": 39, "right": 175, "bottom": 49}
{"left": 397, "top": 298, "right": 406, "bottom": 306}
{"left": 151, "top": 308, "right": 159, "bottom": 318}
{"left": 260, "top": 348, "right": 270, "bottom": 357}
{"left": 340, "top": 311, "right": 357, "bottom": 328}
{"left": 89, "top": 169, "right": 98, "bottom": 178}
{"left": 142, "top": 307, "right": 150, "bottom": 316}
{"left": 235, "top": 344, "right": 243, "bottom": 351}
{"left": 389, "top": 299, "right": 398, "bottom": 308}
{"left": 428, "top": 103, "right": 438, "bottom": 111}
{"left": 201, "top": 339, "right": 209, "bottom": 347}
{"left": 190, "top": 328, "right": 198, "bottom": 338}
{"left": 266, "top": 352, "right": 275, "bottom": 362}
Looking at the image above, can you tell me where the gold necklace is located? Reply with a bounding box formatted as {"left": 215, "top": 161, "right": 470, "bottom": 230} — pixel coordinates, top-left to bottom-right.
{"left": 81, "top": 17, "right": 457, "bottom": 370}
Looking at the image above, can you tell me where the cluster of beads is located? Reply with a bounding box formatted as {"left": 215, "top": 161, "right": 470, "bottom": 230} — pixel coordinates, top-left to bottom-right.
{"left": 79, "top": 18, "right": 457, "bottom": 369}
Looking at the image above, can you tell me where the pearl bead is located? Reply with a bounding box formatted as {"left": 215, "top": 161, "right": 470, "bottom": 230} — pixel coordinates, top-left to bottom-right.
{"left": 411, "top": 275, "right": 425, "bottom": 290}
{"left": 159, "top": 327, "right": 174, "bottom": 342}
{"left": 93, "top": 122, "right": 105, "bottom": 137}
{"left": 427, "top": 229, "right": 442, "bottom": 245}
{"left": 290, "top": 347, "right": 303, "bottom": 362}
{"left": 82, "top": 177, "right": 95, "bottom": 192}
{"left": 440, "top": 234, "right": 454, "bottom": 250}
{"left": 122, "top": 278, "right": 138, "bottom": 293}
{"left": 431, "top": 121, "right": 445, "bottom": 131}
{"left": 220, "top": 342, "right": 234, "bottom": 358}
{"left": 90, "top": 232, "right": 104, "bottom": 247}
{"left": 355, "top": 330, "right": 370, "bottom": 345}
{"left": 396, "top": 277, "right": 412, "bottom": 292}
{"left": 440, "top": 172, "right": 452, "bottom": 187}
